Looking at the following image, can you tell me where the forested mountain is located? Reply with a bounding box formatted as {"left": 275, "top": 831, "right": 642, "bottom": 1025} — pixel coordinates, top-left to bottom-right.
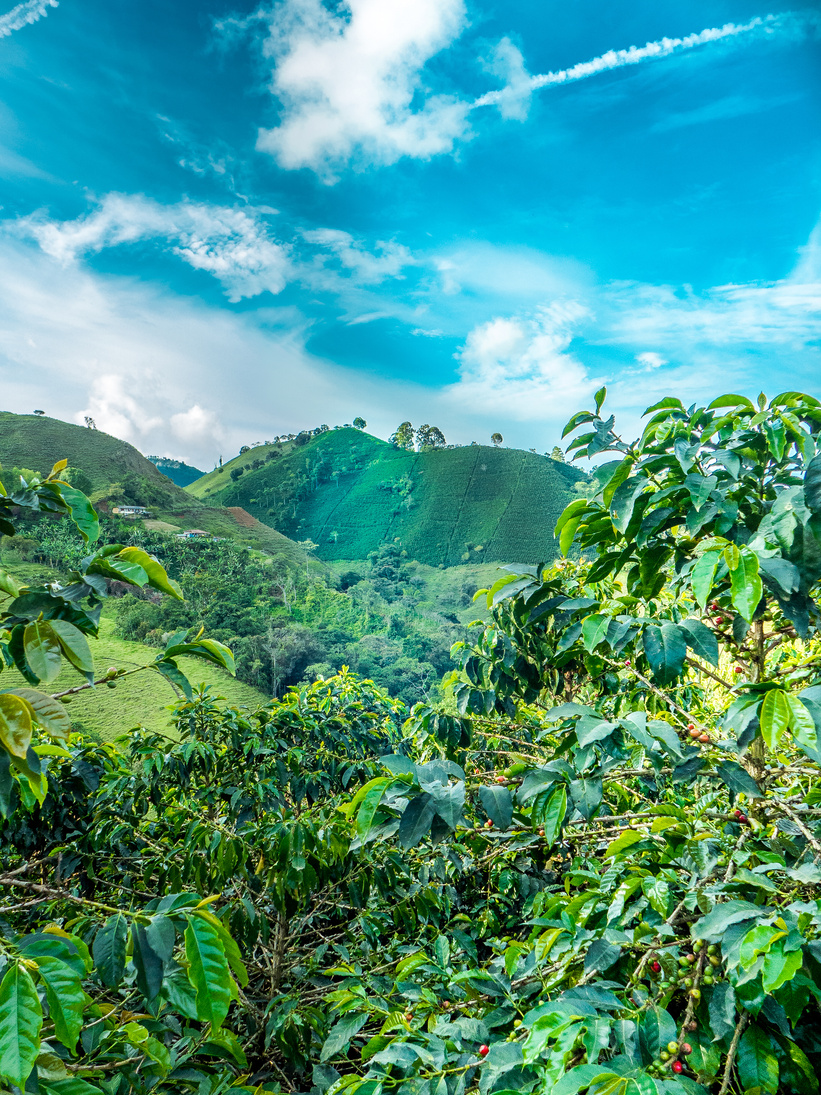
{"left": 188, "top": 427, "right": 587, "bottom": 566}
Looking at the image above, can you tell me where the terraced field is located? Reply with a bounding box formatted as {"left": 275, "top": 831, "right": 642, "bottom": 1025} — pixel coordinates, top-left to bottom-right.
{"left": 187, "top": 428, "right": 587, "bottom": 566}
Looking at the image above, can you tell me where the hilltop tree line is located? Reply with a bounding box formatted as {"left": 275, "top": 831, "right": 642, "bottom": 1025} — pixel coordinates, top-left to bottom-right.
{"left": 2, "top": 389, "right": 821, "bottom": 1095}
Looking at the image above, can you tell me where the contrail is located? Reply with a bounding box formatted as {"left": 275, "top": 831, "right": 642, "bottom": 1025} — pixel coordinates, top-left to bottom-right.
{"left": 0, "top": 0, "right": 58, "bottom": 38}
{"left": 473, "top": 12, "right": 811, "bottom": 109}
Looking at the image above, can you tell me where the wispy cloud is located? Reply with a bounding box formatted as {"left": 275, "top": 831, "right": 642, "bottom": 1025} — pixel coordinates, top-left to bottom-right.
{"left": 10, "top": 194, "right": 419, "bottom": 305}
{"left": 14, "top": 194, "right": 292, "bottom": 302}
{"left": 0, "top": 0, "right": 56, "bottom": 38}
{"left": 474, "top": 12, "right": 817, "bottom": 116}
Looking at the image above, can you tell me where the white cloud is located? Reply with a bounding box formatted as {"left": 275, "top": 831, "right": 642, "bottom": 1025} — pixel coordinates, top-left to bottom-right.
{"left": 448, "top": 301, "right": 599, "bottom": 419}
{"left": 13, "top": 195, "right": 420, "bottom": 305}
{"left": 76, "top": 375, "right": 164, "bottom": 442}
{"left": 0, "top": 240, "right": 454, "bottom": 466}
{"left": 301, "top": 227, "right": 413, "bottom": 284}
{"left": 254, "top": 0, "right": 470, "bottom": 175}
{"left": 0, "top": 0, "right": 57, "bottom": 38}
{"left": 604, "top": 277, "right": 821, "bottom": 349}
{"left": 170, "top": 404, "right": 224, "bottom": 448}
{"left": 16, "top": 194, "right": 291, "bottom": 302}
{"left": 636, "top": 351, "right": 666, "bottom": 369}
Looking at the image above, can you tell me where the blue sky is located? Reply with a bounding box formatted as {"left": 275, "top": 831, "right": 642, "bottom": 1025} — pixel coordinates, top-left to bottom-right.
{"left": 0, "top": 0, "right": 818, "bottom": 465}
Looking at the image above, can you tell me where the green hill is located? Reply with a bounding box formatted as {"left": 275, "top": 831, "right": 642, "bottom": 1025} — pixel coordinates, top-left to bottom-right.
{"left": 147, "top": 456, "right": 204, "bottom": 487}
{"left": 0, "top": 411, "right": 306, "bottom": 562}
{"left": 187, "top": 429, "right": 587, "bottom": 566}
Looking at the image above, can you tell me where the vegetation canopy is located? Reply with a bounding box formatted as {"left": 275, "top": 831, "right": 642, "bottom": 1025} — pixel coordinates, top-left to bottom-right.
{"left": 2, "top": 389, "right": 821, "bottom": 1095}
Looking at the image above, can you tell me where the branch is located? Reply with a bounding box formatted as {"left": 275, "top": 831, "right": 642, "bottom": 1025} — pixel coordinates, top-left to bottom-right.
{"left": 684, "top": 657, "right": 738, "bottom": 694}
{"left": 718, "top": 1013, "right": 749, "bottom": 1095}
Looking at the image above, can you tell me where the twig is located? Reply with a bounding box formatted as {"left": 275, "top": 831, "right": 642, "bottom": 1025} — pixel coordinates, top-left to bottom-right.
{"left": 718, "top": 1013, "right": 749, "bottom": 1095}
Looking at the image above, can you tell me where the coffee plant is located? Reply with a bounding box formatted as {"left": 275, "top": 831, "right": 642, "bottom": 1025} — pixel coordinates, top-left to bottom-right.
{"left": 3, "top": 390, "right": 821, "bottom": 1094}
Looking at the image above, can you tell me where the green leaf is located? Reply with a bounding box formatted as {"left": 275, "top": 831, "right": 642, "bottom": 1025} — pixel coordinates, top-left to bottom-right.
{"left": 642, "top": 622, "right": 687, "bottom": 685}
{"left": 716, "top": 761, "right": 762, "bottom": 799}
{"left": 479, "top": 784, "right": 513, "bottom": 829}
{"left": 708, "top": 982, "right": 736, "bottom": 1042}
{"left": 707, "top": 394, "right": 756, "bottom": 411}
{"left": 3, "top": 688, "right": 71, "bottom": 740}
{"left": 0, "top": 750, "right": 16, "bottom": 818}
{"left": 805, "top": 454, "right": 821, "bottom": 513}
{"left": 355, "top": 776, "right": 392, "bottom": 837}
{"left": 601, "top": 457, "right": 634, "bottom": 509}
{"left": 42, "top": 1079, "right": 104, "bottom": 1095}
{"left": 692, "top": 900, "right": 762, "bottom": 943}
{"left": 560, "top": 514, "right": 584, "bottom": 556}
{"left": 189, "top": 911, "right": 246, "bottom": 991}
{"left": 0, "top": 963, "right": 42, "bottom": 1087}
{"left": 398, "top": 793, "right": 435, "bottom": 848}
{"left": 605, "top": 830, "right": 645, "bottom": 858}
{"left": 643, "top": 397, "right": 685, "bottom": 415}
{"left": 554, "top": 498, "right": 588, "bottom": 539}
{"left": 610, "top": 478, "right": 646, "bottom": 533}
{"left": 184, "top": 913, "right": 233, "bottom": 1030}
{"left": 594, "top": 386, "right": 607, "bottom": 413}
{"left": 35, "top": 955, "right": 87, "bottom": 1053}
{"left": 760, "top": 689, "right": 791, "bottom": 750}
{"left": 678, "top": 618, "right": 719, "bottom": 666}
{"left": 162, "top": 638, "right": 235, "bottom": 674}
{"left": 691, "top": 550, "right": 721, "bottom": 610}
{"left": 639, "top": 1005, "right": 677, "bottom": 1063}
{"left": 152, "top": 658, "right": 194, "bottom": 699}
{"left": 0, "top": 566, "right": 20, "bottom": 597}
{"left": 581, "top": 613, "right": 610, "bottom": 653}
{"left": 786, "top": 694, "right": 818, "bottom": 752}
{"left": 0, "top": 693, "right": 34, "bottom": 760}
{"left": 320, "top": 1013, "right": 368, "bottom": 1063}
{"left": 762, "top": 941, "right": 802, "bottom": 992}
{"left": 93, "top": 914, "right": 127, "bottom": 988}
{"left": 54, "top": 483, "right": 99, "bottom": 543}
{"left": 23, "top": 620, "right": 62, "bottom": 684}
{"left": 728, "top": 546, "right": 763, "bottom": 622}
{"left": 131, "top": 923, "right": 165, "bottom": 1002}
{"left": 541, "top": 785, "right": 567, "bottom": 846}
{"left": 48, "top": 620, "right": 94, "bottom": 678}
{"left": 115, "top": 547, "right": 183, "bottom": 600}
{"left": 738, "top": 1024, "right": 779, "bottom": 1094}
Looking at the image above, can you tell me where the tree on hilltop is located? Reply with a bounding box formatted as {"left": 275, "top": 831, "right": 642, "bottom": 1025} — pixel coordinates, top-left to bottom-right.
{"left": 389, "top": 421, "right": 415, "bottom": 450}
{"left": 550, "top": 444, "right": 566, "bottom": 462}
{"left": 416, "top": 424, "right": 446, "bottom": 450}
{"left": 491, "top": 432, "right": 503, "bottom": 446}
{"left": 353, "top": 417, "right": 367, "bottom": 430}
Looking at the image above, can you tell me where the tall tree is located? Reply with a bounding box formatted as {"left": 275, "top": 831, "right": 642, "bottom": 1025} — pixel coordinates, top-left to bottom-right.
{"left": 416, "top": 424, "right": 446, "bottom": 450}
{"left": 389, "top": 421, "right": 415, "bottom": 450}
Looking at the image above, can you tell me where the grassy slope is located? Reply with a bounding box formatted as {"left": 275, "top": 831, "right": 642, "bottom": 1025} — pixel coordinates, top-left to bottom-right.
{"left": 0, "top": 412, "right": 306, "bottom": 563}
{"left": 188, "top": 429, "right": 587, "bottom": 566}
{"left": 1, "top": 562, "right": 267, "bottom": 740}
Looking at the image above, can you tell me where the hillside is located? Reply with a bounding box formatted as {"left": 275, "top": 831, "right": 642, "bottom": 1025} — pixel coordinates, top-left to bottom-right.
{"left": 0, "top": 411, "right": 306, "bottom": 562}
{"left": 147, "top": 456, "right": 204, "bottom": 487}
{"left": 187, "top": 428, "right": 587, "bottom": 566}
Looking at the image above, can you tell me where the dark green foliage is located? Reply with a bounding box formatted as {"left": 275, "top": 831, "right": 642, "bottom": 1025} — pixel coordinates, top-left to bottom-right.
{"left": 147, "top": 456, "right": 204, "bottom": 487}
{"left": 5, "top": 391, "right": 821, "bottom": 1095}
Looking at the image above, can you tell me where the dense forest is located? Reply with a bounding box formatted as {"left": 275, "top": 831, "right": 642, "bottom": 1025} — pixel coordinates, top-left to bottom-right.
{"left": 2, "top": 390, "right": 821, "bottom": 1095}
{"left": 3, "top": 512, "right": 481, "bottom": 708}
